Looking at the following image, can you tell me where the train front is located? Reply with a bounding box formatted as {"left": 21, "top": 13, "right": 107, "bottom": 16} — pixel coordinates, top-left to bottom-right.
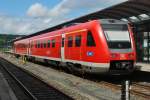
{"left": 101, "top": 19, "right": 136, "bottom": 75}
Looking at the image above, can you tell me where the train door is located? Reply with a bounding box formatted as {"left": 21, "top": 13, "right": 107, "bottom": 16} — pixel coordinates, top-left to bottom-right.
{"left": 61, "top": 34, "right": 65, "bottom": 61}
{"left": 28, "top": 40, "right": 31, "bottom": 55}
{"left": 73, "top": 34, "right": 83, "bottom": 60}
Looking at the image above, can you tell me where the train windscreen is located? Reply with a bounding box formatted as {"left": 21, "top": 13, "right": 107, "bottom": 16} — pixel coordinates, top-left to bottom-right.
{"left": 102, "top": 24, "right": 131, "bottom": 49}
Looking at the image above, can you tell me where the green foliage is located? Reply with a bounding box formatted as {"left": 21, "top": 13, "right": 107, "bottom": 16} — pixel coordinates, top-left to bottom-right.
{"left": 0, "top": 34, "right": 25, "bottom": 49}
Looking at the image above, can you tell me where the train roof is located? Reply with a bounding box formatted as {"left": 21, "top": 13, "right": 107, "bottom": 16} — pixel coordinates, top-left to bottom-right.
{"left": 13, "top": 19, "right": 124, "bottom": 42}
{"left": 100, "top": 19, "right": 128, "bottom": 24}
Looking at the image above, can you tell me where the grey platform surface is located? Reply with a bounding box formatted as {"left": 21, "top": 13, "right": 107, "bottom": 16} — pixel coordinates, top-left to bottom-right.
{"left": 0, "top": 72, "right": 17, "bottom": 100}
{"left": 136, "top": 63, "right": 150, "bottom": 72}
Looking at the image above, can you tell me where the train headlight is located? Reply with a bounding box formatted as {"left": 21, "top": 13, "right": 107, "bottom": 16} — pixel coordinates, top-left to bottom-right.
{"left": 128, "top": 53, "right": 134, "bottom": 58}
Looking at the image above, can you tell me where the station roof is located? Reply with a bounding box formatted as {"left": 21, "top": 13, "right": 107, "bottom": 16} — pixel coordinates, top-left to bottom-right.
{"left": 14, "top": 0, "right": 150, "bottom": 42}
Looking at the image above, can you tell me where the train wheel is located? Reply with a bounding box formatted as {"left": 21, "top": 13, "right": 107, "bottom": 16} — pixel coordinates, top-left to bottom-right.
{"left": 81, "top": 69, "right": 85, "bottom": 79}
{"left": 31, "top": 57, "right": 35, "bottom": 62}
{"left": 67, "top": 63, "right": 75, "bottom": 75}
{"left": 56, "top": 62, "right": 62, "bottom": 71}
{"left": 44, "top": 59, "right": 49, "bottom": 65}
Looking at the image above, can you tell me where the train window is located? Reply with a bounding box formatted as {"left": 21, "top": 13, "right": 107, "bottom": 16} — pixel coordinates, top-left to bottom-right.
{"left": 102, "top": 24, "right": 131, "bottom": 49}
{"left": 35, "top": 42, "right": 36, "bottom": 48}
{"left": 62, "top": 38, "right": 64, "bottom": 47}
{"left": 68, "top": 36, "right": 73, "bottom": 47}
{"left": 35, "top": 41, "right": 37, "bottom": 48}
{"left": 41, "top": 41, "right": 43, "bottom": 48}
{"left": 75, "top": 35, "right": 81, "bottom": 47}
{"left": 44, "top": 41, "right": 46, "bottom": 48}
{"left": 87, "top": 31, "right": 96, "bottom": 47}
{"left": 38, "top": 41, "right": 40, "bottom": 48}
{"left": 31, "top": 42, "right": 34, "bottom": 48}
{"left": 35, "top": 42, "right": 37, "bottom": 48}
{"left": 31, "top": 42, "right": 33, "bottom": 48}
{"left": 52, "top": 39, "right": 55, "bottom": 47}
{"left": 47, "top": 40, "right": 50, "bottom": 48}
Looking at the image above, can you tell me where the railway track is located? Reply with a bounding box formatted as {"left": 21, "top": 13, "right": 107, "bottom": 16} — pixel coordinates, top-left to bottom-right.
{"left": 131, "top": 83, "right": 150, "bottom": 99}
{"left": 1, "top": 53, "right": 150, "bottom": 100}
{"left": 0, "top": 57, "right": 73, "bottom": 100}
{"left": 95, "top": 81, "right": 150, "bottom": 99}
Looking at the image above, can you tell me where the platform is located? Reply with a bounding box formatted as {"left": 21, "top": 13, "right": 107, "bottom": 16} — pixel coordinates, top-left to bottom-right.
{"left": 136, "top": 63, "right": 150, "bottom": 72}
{"left": 0, "top": 71, "right": 17, "bottom": 100}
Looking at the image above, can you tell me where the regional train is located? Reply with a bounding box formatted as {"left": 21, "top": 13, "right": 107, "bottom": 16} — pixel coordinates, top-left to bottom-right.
{"left": 13, "top": 19, "right": 136, "bottom": 75}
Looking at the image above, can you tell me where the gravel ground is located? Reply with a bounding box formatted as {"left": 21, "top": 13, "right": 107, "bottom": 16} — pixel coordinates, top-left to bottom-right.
{"left": 0, "top": 52, "right": 148, "bottom": 100}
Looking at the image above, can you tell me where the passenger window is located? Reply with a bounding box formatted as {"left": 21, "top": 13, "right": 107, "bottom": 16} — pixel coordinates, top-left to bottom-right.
{"left": 31, "top": 42, "right": 33, "bottom": 48}
{"left": 87, "top": 31, "right": 96, "bottom": 47}
{"left": 41, "top": 41, "right": 43, "bottom": 48}
{"left": 36, "top": 41, "right": 37, "bottom": 48}
{"left": 75, "top": 35, "right": 81, "bottom": 47}
{"left": 38, "top": 41, "right": 40, "bottom": 48}
{"left": 68, "top": 36, "right": 73, "bottom": 47}
{"left": 52, "top": 39, "right": 55, "bottom": 47}
{"left": 47, "top": 40, "right": 50, "bottom": 48}
{"left": 44, "top": 41, "right": 46, "bottom": 48}
{"left": 36, "top": 41, "right": 38, "bottom": 48}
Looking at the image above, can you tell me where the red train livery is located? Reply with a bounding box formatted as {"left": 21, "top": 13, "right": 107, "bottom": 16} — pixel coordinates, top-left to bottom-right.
{"left": 13, "top": 19, "right": 136, "bottom": 74}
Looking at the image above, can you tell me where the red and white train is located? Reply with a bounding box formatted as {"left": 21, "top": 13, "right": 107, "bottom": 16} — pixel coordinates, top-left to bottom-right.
{"left": 13, "top": 19, "right": 136, "bottom": 74}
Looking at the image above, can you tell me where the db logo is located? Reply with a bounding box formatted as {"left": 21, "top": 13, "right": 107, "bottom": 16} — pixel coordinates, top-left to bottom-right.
{"left": 87, "top": 51, "right": 94, "bottom": 56}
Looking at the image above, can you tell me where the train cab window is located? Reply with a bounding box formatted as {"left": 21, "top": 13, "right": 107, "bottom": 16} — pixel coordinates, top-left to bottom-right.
{"left": 75, "top": 35, "right": 81, "bottom": 47}
{"left": 44, "top": 41, "right": 46, "bottom": 48}
{"left": 52, "top": 39, "right": 55, "bottom": 47}
{"left": 47, "top": 40, "right": 50, "bottom": 48}
{"left": 68, "top": 36, "right": 73, "bottom": 47}
{"left": 87, "top": 31, "right": 96, "bottom": 47}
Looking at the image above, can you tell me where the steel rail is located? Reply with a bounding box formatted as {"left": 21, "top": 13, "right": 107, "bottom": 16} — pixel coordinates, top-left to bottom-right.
{"left": 0, "top": 57, "right": 73, "bottom": 100}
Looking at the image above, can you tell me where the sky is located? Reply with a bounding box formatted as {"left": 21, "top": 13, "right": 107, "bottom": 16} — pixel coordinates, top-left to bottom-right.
{"left": 0, "top": 0, "right": 127, "bottom": 35}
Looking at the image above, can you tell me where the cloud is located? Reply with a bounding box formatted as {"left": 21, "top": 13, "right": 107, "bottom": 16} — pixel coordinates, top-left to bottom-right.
{"left": 0, "top": 16, "right": 52, "bottom": 35}
{"left": 27, "top": 0, "right": 128, "bottom": 24}
{"left": 27, "top": 3, "right": 48, "bottom": 17}
{"left": 0, "top": 0, "right": 127, "bottom": 35}
{"left": 47, "top": 0, "right": 127, "bottom": 17}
